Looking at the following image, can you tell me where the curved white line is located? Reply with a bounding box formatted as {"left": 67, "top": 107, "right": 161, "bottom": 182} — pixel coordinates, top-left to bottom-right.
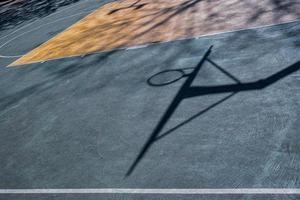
{"left": 0, "top": 0, "right": 99, "bottom": 41}
{"left": 0, "top": 10, "right": 96, "bottom": 58}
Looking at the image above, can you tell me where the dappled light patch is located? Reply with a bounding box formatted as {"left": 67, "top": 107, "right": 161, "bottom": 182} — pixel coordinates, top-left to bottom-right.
{"left": 11, "top": 0, "right": 300, "bottom": 66}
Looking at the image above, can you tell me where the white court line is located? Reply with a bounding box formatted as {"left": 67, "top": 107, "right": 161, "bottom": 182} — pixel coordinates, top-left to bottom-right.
{"left": 1, "top": 188, "right": 300, "bottom": 194}
{"left": 0, "top": 0, "right": 101, "bottom": 41}
{"left": 0, "top": 11, "right": 97, "bottom": 58}
{"left": 126, "top": 44, "right": 150, "bottom": 50}
{"left": 0, "top": 0, "right": 111, "bottom": 59}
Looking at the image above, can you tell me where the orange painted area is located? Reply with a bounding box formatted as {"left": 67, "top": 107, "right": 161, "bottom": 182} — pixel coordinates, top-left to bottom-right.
{"left": 11, "top": 0, "right": 300, "bottom": 66}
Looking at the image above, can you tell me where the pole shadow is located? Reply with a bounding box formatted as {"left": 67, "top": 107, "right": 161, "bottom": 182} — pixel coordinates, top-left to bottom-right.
{"left": 126, "top": 45, "right": 300, "bottom": 176}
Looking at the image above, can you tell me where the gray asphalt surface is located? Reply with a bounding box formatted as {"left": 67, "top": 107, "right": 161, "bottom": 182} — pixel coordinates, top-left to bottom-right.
{"left": 0, "top": 0, "right": 300, "bottom": 199}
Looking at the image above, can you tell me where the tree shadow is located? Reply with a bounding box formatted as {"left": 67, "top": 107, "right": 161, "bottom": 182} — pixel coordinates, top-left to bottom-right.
{"left": 247, "top": 0, "right": 300, "bottom": 24}
{"left": 0, "top": 0, "right": 89, "bottom": 31}
{"left": 7, "top": 0, "right": 299, "bottom": 63}
{"left": 103, "top": 0, "right": 300, "bottom": 49}
{"left": 0, "top": 50, "right": 116, "bottom": 112}
{"left": 126, "top": 45, "right": 300, "bottom": 176}
{"left": 107, "top": 0, "right": 146, "bottom": 15}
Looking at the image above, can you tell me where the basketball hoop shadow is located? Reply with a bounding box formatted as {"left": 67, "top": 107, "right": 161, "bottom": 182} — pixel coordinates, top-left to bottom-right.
{"left": 126, "top": 45, "right": 300, "bottom": 176}
{"left": 147, "top": 68, "right": 194, "bottom": 87}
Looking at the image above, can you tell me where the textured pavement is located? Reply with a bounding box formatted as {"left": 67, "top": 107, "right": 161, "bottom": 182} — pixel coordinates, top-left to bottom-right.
{"left": 0, "top": 0, "right": 300, "bottom": 199}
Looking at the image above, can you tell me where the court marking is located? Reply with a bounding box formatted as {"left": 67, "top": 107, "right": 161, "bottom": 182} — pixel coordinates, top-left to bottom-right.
{"left": 0, "top": 0, "right": 102, "bottom": 41}
{"left": 1, "top": 188, "right": 300, "bottom": 194}
{"left": 0, "top": 11, "right": 98, "bottom": 58}
{"left": 0, "top": 0, "right": 107, "bottom": 59}
{"left": 7, "top": 18, "right": 300, "bottom": 67}
{"left": 0, "top": 0, "right": 108, "bottom": 67}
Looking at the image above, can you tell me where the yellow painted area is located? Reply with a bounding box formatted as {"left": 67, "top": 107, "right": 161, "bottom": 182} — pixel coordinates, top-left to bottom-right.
{"left": 10, "top": 0, "right": 300, "bottom": 66}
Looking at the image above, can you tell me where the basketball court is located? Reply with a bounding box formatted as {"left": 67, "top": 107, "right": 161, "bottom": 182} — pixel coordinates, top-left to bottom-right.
{"left": 0, "top": 0, "right": 300, "bottom": 199}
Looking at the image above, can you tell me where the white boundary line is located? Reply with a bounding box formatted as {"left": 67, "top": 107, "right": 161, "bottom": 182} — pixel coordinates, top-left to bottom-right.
{"left": 1, "top": 188, "right": 300, "bottom": 194}
{"left": 0, "top": 0, "right": 106, "bottom": 58}
{"left": 8, "top": 18, "right": 300, "bottom": 67}
{"left": 0, "top": 11, "right": 97, "bottom": 58}
{"left": 0, "top": 0, "right": 101, "bottom": 41}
